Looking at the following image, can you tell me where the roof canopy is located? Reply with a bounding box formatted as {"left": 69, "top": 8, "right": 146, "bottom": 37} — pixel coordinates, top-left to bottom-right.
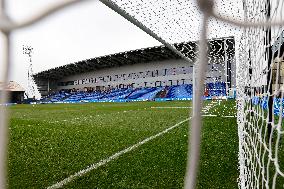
{"left": 33, "top": 37, "right": 234, "bottom": 80}
{"left": 0, "top": 81, "right": 25, "bottom": 92}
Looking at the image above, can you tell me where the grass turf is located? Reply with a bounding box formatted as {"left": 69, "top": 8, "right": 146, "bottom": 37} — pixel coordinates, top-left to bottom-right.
{"left": 8, "top": 100, "right": 239, "bottom": 188}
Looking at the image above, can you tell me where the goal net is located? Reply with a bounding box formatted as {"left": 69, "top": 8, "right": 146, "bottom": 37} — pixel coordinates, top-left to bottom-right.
{"left": 98, "top": 0, "right": 242, "bottom": 188}
{"left": 100, "top": 0, "right": 284, "bottom": 188}
{"left": 237, "top": 0, "right": 284, "bottom": 188}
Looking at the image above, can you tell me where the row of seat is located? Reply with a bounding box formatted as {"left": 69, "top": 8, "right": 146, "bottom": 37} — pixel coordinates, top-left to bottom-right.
{"left": 166, "top": 84, "right": 193, "bottom": 98}
{"left": 42, "top": 83, "right": 228, "bottom": 103}
{"left": 252, "top": 96, "right": 284, "bottom": 116}
{"left": 207, "top": 82, "right": 226, "bottom": 96}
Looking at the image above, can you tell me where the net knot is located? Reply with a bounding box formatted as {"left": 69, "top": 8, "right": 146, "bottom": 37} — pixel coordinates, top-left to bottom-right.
{"left": 197, "top": 0, "right": 214, "bottom": 15}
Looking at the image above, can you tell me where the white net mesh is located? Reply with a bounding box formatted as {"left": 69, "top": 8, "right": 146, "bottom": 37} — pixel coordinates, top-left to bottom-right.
{"left": 101, "top": 0, "right": 284, "bottom": 188}
{"left": 102, "top": 0, "right": 242, "bottom": 43}
{"left": 237, "top": 0, "right": 284, "bottom": 188}
{"left": 98, "top": 2, "right": 242, "bottom": 188}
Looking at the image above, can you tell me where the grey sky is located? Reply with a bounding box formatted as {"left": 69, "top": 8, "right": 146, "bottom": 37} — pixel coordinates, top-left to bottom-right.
{"left": 0, "top": 0, "right": 160, "bottom": 90}
{"left": 0, "top": 0, "right": 244, "bottom": 93}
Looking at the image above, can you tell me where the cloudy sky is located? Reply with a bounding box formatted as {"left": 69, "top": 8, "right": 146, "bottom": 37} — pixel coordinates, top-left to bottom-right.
{"left": 0, "top": 0, "right": 160, "bottom": 91}
{"left": 0, "top": 0, "right": 244, "bottom": 95}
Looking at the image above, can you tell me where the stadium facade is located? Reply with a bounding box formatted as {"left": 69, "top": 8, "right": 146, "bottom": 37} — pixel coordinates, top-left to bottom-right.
{"left": 0, "top": 81, "right": 25, "bottom": 103}
{"left": 33, "top": 37, "right": 235, "bottom": 97}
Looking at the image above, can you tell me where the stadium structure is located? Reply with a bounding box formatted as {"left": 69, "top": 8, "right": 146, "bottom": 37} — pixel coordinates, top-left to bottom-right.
{"left": 0, "top": 81, "right": 25, "bottom": 103}
{"left": 33, "top": 37, "right": 236, "bottom": 103}
{"left": 271, "top": 30, "right": 284, "bottom": 93}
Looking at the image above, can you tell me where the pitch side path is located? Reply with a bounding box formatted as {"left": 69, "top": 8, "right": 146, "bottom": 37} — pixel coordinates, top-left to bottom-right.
{"left": 8, "top": 100, "right": 238, "bottom": 188}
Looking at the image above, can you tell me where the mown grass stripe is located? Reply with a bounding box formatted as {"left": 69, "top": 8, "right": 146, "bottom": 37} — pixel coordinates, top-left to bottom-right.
{"left": 47, "top": 118, "right": 190, "bottom": 189}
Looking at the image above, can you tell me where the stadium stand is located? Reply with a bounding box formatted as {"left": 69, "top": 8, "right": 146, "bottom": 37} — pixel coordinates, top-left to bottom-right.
{"left": 33, "top": 37, "right": 236, "bottom": 104}
{"left": 33, "top": 37, "right": 236, "bottom": 100}
{"left": 166, "top": 84, "right": 192, "bottom": 98}
{"left": 39, "top": 83, "right": 229, "bottom": 103}
{"left": 207, "top": 82, "right": 226, "bottom": 97}
{"left": 136, "top": 87, "right": 164, "bottom": 101}
{"left": 127, "top": 87, "right": 157, "bottom": 99}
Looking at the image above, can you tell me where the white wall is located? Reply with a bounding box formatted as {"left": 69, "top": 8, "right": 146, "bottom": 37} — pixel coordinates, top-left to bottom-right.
{"left": 55, "top": 58, "right": 231, "bottom": 90}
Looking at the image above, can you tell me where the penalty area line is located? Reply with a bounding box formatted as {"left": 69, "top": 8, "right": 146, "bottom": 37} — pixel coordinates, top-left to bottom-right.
{"left": 47, "top": 118, "right": 190, "bottom": 189}
{"left": 150, "top": 106, "right": 192, "bottom": 109}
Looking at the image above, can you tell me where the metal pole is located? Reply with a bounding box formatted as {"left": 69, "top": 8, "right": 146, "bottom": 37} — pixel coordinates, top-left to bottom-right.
{"left": 48, "top": 79, "right": 50, "bottom": 95}
{"left": 266, "top": 0, "right": 273, "bottom": 141}
{"left": 223, "top": 39, "right": 228, "bottom": 95}
{"left": 192, "top": 64, "right": 196, "bottom": 100}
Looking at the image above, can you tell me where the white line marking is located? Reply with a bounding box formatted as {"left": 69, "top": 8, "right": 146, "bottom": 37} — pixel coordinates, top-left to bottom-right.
{"left": 202, "top": 114, "right": 236, "bottom": 118}
{"left": 202, "top": 114, "right": 218, "bottom": 117}
{"left": 150, "top": 106, "right": 192, "bottom": 109}
{"left": 222, "top": 115, "right": 236, "bottom": 118}
{"left": 47, "top": 118, "right": 190, "bottom": 189}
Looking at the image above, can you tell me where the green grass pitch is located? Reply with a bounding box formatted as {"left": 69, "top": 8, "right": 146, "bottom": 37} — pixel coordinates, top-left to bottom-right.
{"left": 8, "top": 100, "right": 238, "bottom": 188}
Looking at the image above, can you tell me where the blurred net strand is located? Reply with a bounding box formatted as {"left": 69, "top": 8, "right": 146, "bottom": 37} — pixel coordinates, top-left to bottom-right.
{"left": 0, "top": 24, "right": 10, "bottom": 189}
{"left": 0, "top": 1, "right": 10, "bottom": 188}
{"left": 99, "top": 0, "right": 193, "bottom": 62}
{"left": 184, "top": 3, "right": 210, "bottom": 189}
{"left": 0, "top": 1, "right": 91, "bottom": 189}
{"left": 211, "top": 12, "right": 284, "bottom": 28}
{"left": 0, "top": 0, "right": 91, "bottom": 31}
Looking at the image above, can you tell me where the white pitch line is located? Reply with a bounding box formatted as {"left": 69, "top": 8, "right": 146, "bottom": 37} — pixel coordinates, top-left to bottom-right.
{"left": 150, "top": 106, "right": 192, "bottom": 109}
{"left": 202, "top": 114, "right": 236, "bottom": 118}
{"left": 47, "top": 118, "right": 190, "bottom": 189}
{"left": 222, "top": 115, "right": 236, "bottom": 118}
{"left": 202, "top": 114, "right": 218, "bottom": 117}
